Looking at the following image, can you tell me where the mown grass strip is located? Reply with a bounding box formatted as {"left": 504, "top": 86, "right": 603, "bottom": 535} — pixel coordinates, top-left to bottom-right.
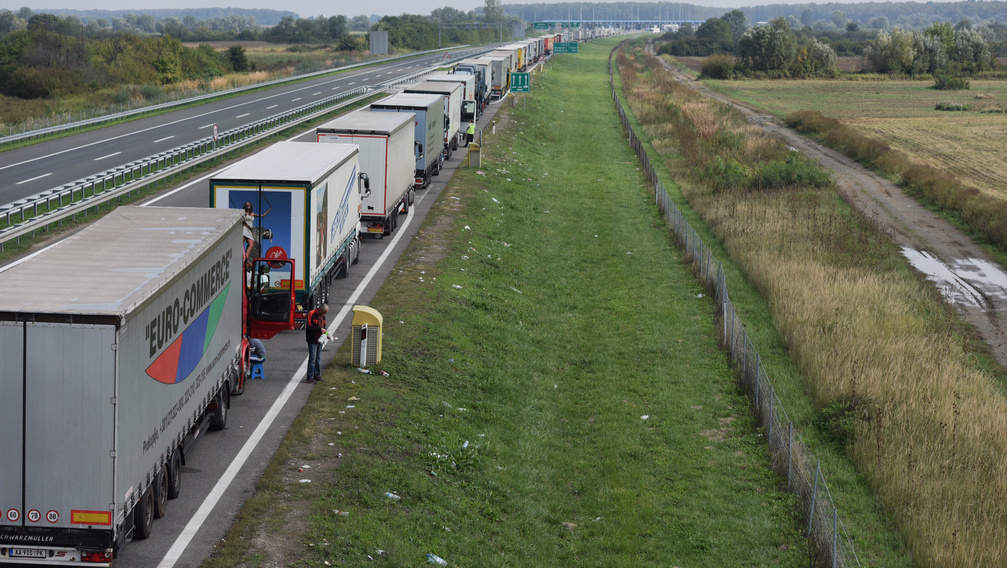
{"left": 207, "top": 38, "right": 810, "bottom": 568}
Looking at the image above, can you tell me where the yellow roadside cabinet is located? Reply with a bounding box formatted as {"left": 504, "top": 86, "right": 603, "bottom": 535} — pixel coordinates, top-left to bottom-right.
{"left": 351, "top": 305, "right": 383, "bottom": 366}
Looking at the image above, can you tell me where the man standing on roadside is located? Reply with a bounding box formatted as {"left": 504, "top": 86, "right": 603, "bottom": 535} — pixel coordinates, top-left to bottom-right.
{"left": 466, "top": 121, "right": 476, "bottom": 146}
{"left": 305, "top": 303, "right": 328, "bottom": 384}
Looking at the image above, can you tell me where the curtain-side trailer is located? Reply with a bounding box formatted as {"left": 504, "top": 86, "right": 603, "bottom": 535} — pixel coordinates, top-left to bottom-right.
{"left": 316, "top": 111, "right": 415, "bottom": 237}
{"left": 0, "top": 207, "right": 246, "bottom": 566}
{"left": 210, "top": 141, "right": 368, "bottom": 323}
{"left": 369, "top": 93, "right": 445, "bottom": 190}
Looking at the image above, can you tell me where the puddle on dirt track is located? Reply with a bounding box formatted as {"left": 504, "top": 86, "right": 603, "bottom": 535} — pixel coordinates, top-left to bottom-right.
{"left": 902, "top": 247, "right": 1007, "bottom": 309}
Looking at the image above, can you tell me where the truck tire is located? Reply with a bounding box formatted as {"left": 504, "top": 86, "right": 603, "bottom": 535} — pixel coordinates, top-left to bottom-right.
{"left": 134, "top": 488, "right": 154, "bottom": 540}
{"left": 351, "top": 236, "right": 360, "bottom": 265}
{"left": 408, "top": 188, "right": 415, "bottom": 206}
{"left": 383, "top": 214, "right": 393, "bottom": 236}
{"left": 167, "top": 450, "right": 182, "bottom": 499}
{"left": 153, "top": 468, "right": 168, "bottom": 519}
{"left": 209, "top": 387, "right": 228, "bottom": 431}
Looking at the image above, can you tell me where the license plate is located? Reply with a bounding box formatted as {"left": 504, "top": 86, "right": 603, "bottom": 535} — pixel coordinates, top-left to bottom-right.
{"left": 9, "top": 548, "right": 46, "bottom": 559}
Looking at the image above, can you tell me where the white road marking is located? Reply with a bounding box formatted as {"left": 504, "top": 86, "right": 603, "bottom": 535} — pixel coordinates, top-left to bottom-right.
{"left": 199, "top": 124, "right": 214, "bottom": 129}
{"left": 267, "top": 104, "right": 278, "bottom": 109}
{"left": 15, "top": 173, "right": 51, "bottom": 185}
{"left": 235, "top": 113, "right": 250, "bottom": 119}
{"left": 154, "top": 136, "right": 174, "bottom": 143}
{"left": 348, "top": 82, "right": 355, "bottom": 85}
{"left": 156, "top": 196, "right": 424, "bottom": 568}
{"left": 291, "top": 97, "right": 301, "bottom": 102}
{"left": 312, "top": 92, "right": 321, "bottom": 96}
{"left": 94, "top": 152, "right": 121, "bottom": 161}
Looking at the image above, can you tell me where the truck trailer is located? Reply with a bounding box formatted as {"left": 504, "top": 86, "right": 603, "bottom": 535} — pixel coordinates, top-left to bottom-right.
{"left": 480, "top": 55, "right": 511, "bottom": 100}
{"left": 403, "top": 80, "right": 463, "bottom": 156}
{"left": 0, "top": 206, "right": 251, "bottom": 566}
{"left": 316, "top": 110, "right": 415, "bottom": 237}
{"left": 369, "top": 93, "right": 445, "bottom": 190}
{"left": 210, "top": 141, "right": 369, "bottom": 323}
{"left": 423, "top": 73, "right": 478, "bottom": 128}
{"left": 453, "top": 59, "right": 490, "bottom": 113}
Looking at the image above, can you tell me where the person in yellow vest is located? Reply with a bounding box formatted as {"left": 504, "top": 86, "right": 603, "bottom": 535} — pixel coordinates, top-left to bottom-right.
{"left": 466, "top": 122, "right": 476, "bottom": 146}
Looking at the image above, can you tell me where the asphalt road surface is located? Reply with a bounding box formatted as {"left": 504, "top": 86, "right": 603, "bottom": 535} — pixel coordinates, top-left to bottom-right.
{"left": 0, "top": 47, "right": 489, "bottom": 205}
{"left": 104, "top": 86, "right": 506, "bottom": 568}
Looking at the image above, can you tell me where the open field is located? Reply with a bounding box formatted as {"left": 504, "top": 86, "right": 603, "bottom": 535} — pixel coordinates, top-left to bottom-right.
{"left": 634, "top": 43, "right": 1007, "bottom": 566}
{"left": 205, "top": 39, "right": 813, "bottom": 568}
{"left": 702, "top": 77, "right": 1007, "bottom": 199}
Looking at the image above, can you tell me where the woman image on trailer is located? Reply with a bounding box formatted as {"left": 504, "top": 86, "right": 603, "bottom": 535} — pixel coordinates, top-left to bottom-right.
{"left": 242, "top": 201, "right": 271, "bottom": 260}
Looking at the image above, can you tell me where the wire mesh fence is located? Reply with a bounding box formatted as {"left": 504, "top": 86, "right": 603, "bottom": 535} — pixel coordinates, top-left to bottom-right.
{"left": 608, "top": 47, "right": 860, "bottom": 568}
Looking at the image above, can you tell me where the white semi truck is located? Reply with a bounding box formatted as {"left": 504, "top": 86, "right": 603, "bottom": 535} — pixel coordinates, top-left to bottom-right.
{"left": 210, "top": 141, "right": 370, "bottom": 325}
{"left": 0, "top": 206, "right": 254, "bottom": 566}
{"left": 316, "top": 110, "right": 415, "bottom": 237}
{"left": 404, "top": 80, "right": 463, "bottom": 157}
{"left": 369, "top": 93, "right": 445, "bottom": 190}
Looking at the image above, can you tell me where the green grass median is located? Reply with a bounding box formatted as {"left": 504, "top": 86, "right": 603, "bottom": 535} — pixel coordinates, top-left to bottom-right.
{"left": 208, "top": 38, "right": 808, "bottom": 568}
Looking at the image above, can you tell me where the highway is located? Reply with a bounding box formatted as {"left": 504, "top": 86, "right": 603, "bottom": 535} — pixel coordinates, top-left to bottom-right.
{"left": 0, "top": 47, "right": 488, "bottom": 206}
{"left": 0, "top": 46, "right": 507, "bottom": 567}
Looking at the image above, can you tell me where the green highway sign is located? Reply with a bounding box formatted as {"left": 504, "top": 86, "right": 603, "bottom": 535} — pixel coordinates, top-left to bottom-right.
{"left": 563, "top": 22, "right": 581, "bottom": 28}
{"left": 534, "top": 22, "right": 550, "bottom": 29}
{"left": 511, "top": 72, "right": 530, "bottom": 93}
{"left": 553, "top": 42, "right": 579, "bottom": 54}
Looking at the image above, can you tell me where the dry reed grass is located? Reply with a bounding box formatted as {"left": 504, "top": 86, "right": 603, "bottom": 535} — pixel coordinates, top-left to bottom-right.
{"left": 620, "top": 45, "right": 1007, "bottom": 567}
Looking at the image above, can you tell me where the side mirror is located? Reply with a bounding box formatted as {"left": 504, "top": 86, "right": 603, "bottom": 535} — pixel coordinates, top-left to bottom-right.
{"left": 358, "top": 172, "right": 371, "bottom": 197}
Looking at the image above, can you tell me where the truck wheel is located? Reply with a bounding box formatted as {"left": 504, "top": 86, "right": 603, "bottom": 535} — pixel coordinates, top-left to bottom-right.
{"left": 209, "top": 388, "right": 228, "bottom": 431}
{"left": 383, "top": 214, "right": 393, "bottom": 236}
{"left": 133, "top": 488, "right": 154, "bottom": 540}
{"left": 408, "top": 188, "right": 415, "bottom": 206}
{"left": 153, "top": 468, "right": 168, "bottom": 519}
{"left": 351, "top": 236, "right": 360, "bottom": 265}
{"left": 399, "top": 197, "right": 408, "bottom": 215}
{"left": 167, "top": 451, "right": 182, "bottom": 499}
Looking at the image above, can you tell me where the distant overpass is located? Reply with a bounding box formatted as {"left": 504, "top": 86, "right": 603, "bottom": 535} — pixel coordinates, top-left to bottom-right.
{"left": 535, "top": 20, "right": 705, "bottom": 28}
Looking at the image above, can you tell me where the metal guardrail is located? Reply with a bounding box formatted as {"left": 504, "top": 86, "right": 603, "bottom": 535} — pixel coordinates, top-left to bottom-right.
{"left": 0, "top": 85, "right": 367, "bottom": 251}
{"left": 0, "top": 46, "right": 472, "bottom": 147}
{"left": 0, "top": 48, "right": 499, "bottom": 252}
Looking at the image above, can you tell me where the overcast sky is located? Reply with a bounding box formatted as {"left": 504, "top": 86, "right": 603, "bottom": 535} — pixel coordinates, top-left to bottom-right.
{"left": 0, "top": 0, "right": 761, "bottom": 19}
{"left": 0, "top": 0, "right": 964, "bottom": 19}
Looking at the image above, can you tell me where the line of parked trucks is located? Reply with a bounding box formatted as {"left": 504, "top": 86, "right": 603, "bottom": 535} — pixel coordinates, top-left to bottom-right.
{"left": 0, "top": 41, "right": 564, "bottom": 566}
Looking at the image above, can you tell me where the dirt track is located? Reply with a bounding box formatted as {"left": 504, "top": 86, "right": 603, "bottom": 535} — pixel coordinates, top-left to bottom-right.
{"left": 648, "top": 48, "right": 1007, "bottom": 368}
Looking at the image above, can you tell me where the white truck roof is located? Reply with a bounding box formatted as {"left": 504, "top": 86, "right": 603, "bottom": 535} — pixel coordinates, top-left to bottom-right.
{"left": 0, "top": 207, "right": 241, "bottom": 316}
{"left": 213, "top": 140, "right": 358, "bottom": 184}
{"left": 317, "top": 110, "right": 415, "bottom": 135}
{"left": 406, "top": 80, "right": 462, "bottom": 95}
{"left": 372, "top": 92, "right": 444, "bottom": 109}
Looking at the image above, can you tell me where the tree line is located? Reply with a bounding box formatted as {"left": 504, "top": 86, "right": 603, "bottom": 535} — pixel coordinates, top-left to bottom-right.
{"left": 656, "top": 10, "right": 1003, "bottom": 80}
{"left": 0, "top": 3, "right": 517, "bottom": 102}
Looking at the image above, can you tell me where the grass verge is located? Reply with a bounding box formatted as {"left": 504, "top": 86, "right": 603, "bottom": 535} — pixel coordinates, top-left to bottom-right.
{"left": 622, "top": 41, "right": 1007, "bottom": 566}
{"left": 206, "top": 38, "right": 811, "bottom": 568}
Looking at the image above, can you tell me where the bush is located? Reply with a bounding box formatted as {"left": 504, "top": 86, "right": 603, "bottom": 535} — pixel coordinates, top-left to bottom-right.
{"left": 700, "top": 54, "right": 736, "bottom": 79}
{"left": 139, "top": 84, "right": 163, "bottom": 101}
{"left": 934, "top": 71, "right": 970, "bottom": 90}
{"left": 935, "top": 101, "right": 971, "bottom": 111}
{"left": 755, "top": 154, "right": 834, "bottom": 189}
{"left": 704, "top": 156, "right": 748, "bottom": 191}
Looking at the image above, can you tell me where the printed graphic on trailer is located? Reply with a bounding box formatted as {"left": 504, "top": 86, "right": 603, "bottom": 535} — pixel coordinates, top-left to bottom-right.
{"left": 214, "top": 187, "right": 303, "bottom": 290}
